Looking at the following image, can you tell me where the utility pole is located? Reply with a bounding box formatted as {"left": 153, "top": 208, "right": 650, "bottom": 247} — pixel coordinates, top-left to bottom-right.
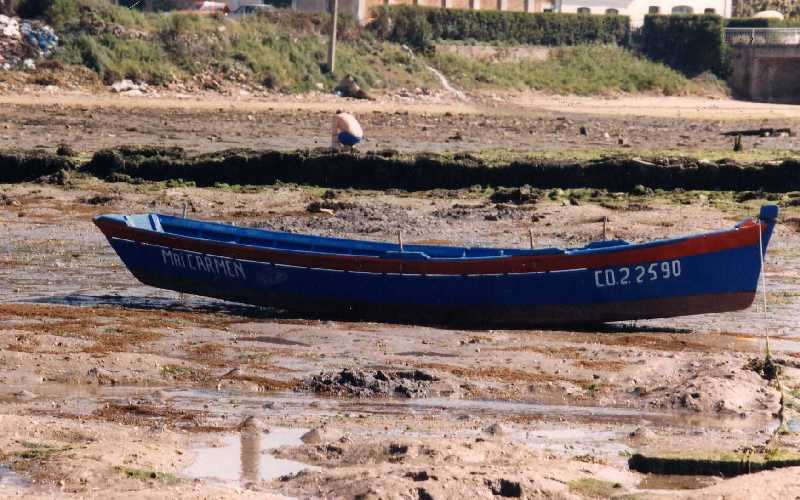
{"left": 327, "top": 0, "right": 338, "bottom": 73}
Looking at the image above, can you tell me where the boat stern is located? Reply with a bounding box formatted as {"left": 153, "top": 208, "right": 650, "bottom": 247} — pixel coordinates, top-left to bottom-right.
{"left": 758, "top": 204, "right": 779, "bottom": 256}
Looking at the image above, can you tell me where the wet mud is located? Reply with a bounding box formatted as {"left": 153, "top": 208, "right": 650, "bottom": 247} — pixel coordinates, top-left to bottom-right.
{"left": 2, "top": 129, "right": 800, "bottom": 497}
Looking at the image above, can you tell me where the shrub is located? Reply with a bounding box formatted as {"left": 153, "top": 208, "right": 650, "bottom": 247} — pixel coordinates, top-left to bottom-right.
{"left": 726, "top": 17, "right": 800, "bottom": 27}
{"left": 15, "top": 0, "right": 53, "bottom": 18}
{"left": 732, "top": 1, "right": 800, "bottom": 19}
{"left": 641, "top": 14, "right": 727, "bottom": 77}
{"left": 370, "top": 5, "right": 630, "bottom": 51}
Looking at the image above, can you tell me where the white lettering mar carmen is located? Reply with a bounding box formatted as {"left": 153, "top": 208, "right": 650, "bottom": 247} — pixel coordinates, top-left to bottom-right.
{"left": 594, "top": 260, "right": 681, "bottom": 288}
{"left": 161, "top": 249, "right": 246, "bottom": 279}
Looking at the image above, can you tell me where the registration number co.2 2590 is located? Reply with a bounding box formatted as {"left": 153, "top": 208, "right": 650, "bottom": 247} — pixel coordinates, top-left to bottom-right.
{"left": 594, "top": 260, "right": 682, "bottom": 288}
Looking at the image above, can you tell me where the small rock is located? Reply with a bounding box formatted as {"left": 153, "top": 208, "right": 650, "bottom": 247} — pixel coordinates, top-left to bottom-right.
{"left": 579, "top": 126, "right": 588, "bottom": 136}
{"left": 87, "top": 367, "right": 118, "bottom": 385}
{"left": 300, "top": 428, "right": 322, "bottom": 444}
{"left": 448, "top": 132, "right": 464, "bottom": 141}
{"left": 733, "top": 134, "right": 743, "bottom": 152}
{"left": 406, "top": 470, "right": 430, "bottom": 481}
{"left": 484, "top": 422, "right": 505, "bottom": 436}
{"left": 13, "top": 389, "right": 38, "bottom": 399}
{"left": 151, "top": 390, "right": 167, "bottom": 402}
{"left": 629, "top": 426, "right": 656, "bottom": 440}
{"left": 334, "top": 74, "right": 371, "bottom": 100}
{"left": 239, "top": 415, "right": 264, "bottom": 431}
{"left": 219, "top": 367, "right": 241, "bottom": 379}
{"left": 110, "top": 79, "right": 141, "bottom": 93}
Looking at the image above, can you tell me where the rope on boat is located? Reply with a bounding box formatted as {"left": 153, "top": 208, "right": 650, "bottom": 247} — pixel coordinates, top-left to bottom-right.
{"left": 758, "top": 221, "right": 771, "bottom": 357}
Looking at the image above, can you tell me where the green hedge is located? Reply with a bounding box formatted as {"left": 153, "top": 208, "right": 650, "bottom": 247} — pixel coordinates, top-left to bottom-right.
{"left": 370, "top": 5, "right": 630, "bottom": 51}
{"left": 641, "top": 14, "right": 726, "bottom": 77}
{"left": 726, "top": 17, "right": 800, "bottom": 27}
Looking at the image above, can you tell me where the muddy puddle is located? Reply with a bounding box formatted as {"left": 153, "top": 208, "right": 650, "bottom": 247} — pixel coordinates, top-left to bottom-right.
{"left": 155, "top": 389, "right": 778, "bottom": 465}
{"left": 235, "top": 336, "right": 311, "bottom": 347}
{"left": 0, "top": 466, "right": 27, "bottom": 490}
{"left": 637, "top": 474, "right": 720, "bottom": 490}
{"left": 183, "top": 428, "right": 315, "bottom": 484}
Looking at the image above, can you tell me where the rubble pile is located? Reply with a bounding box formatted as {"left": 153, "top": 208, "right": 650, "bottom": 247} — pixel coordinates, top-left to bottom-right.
{"left": 0, "top": 14, "right": 58, "bottom": 70}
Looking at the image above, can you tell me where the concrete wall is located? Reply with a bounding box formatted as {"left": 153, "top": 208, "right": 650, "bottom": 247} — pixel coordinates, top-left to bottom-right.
{"left": 293, "top": 0, "right": 363, "bottom": 18}
{"left": 729, "top": 45, "right": 800, "bottom": 103}
{"left": 436, "top": 43, "right": 551, "bottom": 61}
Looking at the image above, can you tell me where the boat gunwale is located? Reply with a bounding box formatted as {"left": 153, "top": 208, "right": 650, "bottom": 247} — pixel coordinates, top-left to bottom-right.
{"left": 94, "top": 213, "right": 767, "bottom": 277}
{"left": 97, "top": 212, "right": 759, "bottom": 261}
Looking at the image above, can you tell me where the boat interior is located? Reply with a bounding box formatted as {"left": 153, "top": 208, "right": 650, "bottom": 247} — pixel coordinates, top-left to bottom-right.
{"left": 100, "top": 212, "right": 734, "bottom": 261}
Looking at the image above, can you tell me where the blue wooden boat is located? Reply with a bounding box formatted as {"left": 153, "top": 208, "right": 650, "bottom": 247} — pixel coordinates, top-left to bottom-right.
{"left": 94, "top": 205, "right": 778, "bottom": 326}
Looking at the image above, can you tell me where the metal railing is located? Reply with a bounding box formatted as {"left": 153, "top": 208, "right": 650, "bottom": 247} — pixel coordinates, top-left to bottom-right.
{"left": 725, "top": 28, "right": 800, "bottom": 46}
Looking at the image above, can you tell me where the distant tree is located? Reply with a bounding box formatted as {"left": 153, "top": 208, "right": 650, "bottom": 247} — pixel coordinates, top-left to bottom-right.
{"left": 15, "top": 0, "right": 54, "bottom": 18}
{"left": 2, "top": 0, "right": 21, "bottom": 15}
{"left": 734, "top": 0, "right": 800, "bottom": 18}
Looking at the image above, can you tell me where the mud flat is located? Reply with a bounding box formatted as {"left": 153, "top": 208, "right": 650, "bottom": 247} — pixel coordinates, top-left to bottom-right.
{"left": 5, "top": 91, "right": 800, "bottom": 157}
{"left": 1, "top": 171, "right": 800, "bottom": 498}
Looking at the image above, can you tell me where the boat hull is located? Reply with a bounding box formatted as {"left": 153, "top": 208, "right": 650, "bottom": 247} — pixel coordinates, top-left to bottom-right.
{"left": 105, "top": 233, "right": 765, "bottom": 326}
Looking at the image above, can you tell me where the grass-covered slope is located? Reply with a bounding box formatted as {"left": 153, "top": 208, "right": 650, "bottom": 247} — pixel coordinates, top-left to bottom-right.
{"left": 38, "top": 0, "right": 435, "bottom": 91}
{"left": 432, "top": 45, "right": 714, "bottom": 96}
{"left": 12, "top": 0, "right": 720, "bottom": 95}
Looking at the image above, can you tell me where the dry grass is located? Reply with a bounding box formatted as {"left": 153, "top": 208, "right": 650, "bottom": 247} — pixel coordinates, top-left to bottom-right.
{"left": 93, "top": 403, "right": 206, "bottom": 428}
{"left": 418, "top": 362, "right": 584, "bottom": 385}
{"left": 0, "top": 303, "right": 249, "bottom": 355}
{"left": 575, "top": 359, "right": 629, "bottom": 372}
{"left": 228, "top": 374, "right": 300, "bottom": 391}
{"left": 581, "top": 333, "right": 724, "bottom": 353}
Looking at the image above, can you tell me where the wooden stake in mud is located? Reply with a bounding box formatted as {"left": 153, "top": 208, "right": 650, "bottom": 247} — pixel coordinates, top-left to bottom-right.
{"left": 758, "top": 221, "right": 771, "bottom": 358}
{"left": 179, "top": 203, "right": 187, "bottom": 304}
{"left": 327, "top": 0, "right": 338, "bottom": 73}
{"left": 398, "top": 231, "right": 404, "bottom": 252}
{"left": 602, "top": 216, "right": 608, "bottom": 241}
{"left": 529, "top": 228, "right": 534, "bottom": 249}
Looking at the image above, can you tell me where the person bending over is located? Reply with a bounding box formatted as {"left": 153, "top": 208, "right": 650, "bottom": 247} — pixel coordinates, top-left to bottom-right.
{"left": 332, "top": 110, "right": 363, "bottom": 150}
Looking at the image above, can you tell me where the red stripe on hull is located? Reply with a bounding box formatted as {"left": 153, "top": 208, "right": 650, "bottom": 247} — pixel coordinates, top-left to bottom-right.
{"left": 94, "top": 218, "right": 763, "bottom": 276}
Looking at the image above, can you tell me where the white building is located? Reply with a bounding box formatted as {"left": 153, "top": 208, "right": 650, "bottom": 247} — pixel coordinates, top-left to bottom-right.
{"left": 292, "top": 0, "right": 732, "bottom": 26}
{"left": 554, "top": 0, "right": 733, "bottom": 27}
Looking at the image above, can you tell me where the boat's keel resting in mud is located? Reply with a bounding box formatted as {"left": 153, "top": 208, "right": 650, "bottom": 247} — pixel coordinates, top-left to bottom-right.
{"left": 95, "top": 205, "right": 779, "bottom": 326}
